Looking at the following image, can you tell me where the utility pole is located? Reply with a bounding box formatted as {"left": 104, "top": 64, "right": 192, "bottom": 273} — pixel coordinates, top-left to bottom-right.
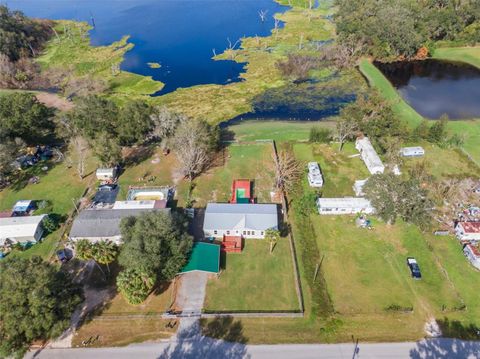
{"left": 352, "top": 335, "right": 359, "bottom": 359}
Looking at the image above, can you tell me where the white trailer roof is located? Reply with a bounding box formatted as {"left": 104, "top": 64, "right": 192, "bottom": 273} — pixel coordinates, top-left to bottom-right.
{"left": 317, "top": 197, "right": 373, "bottom": 209}
{"left": 0, "top": 215, "right": 46, "bottom": 239}
{"left": 356, "top": 137, "right": 384, "bottom": 174}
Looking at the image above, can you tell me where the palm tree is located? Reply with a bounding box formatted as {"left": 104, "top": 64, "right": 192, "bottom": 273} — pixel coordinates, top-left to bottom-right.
{"left": 265, "top": 229, "right": 280, "bottom": 254}
{"left": 92, "top": 241, "right": 118, "bottom": 274}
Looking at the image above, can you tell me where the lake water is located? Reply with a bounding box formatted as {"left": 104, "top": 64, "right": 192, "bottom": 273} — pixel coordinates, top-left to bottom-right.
{"left": 375, "top": 59, "right": 480, "bottom": 119}
{"left": 9, "top": 0, "right": 289, "bottom": 94}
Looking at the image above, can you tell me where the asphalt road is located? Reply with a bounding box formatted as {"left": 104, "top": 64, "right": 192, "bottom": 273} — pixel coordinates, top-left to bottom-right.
{"left": 27, "top": 338, "right": 480, "bottom": 359}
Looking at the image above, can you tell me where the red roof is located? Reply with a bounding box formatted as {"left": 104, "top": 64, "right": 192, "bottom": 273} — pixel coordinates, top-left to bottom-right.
{"left": 154, "top": 200, "right": 167, "bottom": 209}
{"left": 466, "top": 244, "right": 480, "bottom": 257}
{"left": 230, "top": 179, "right": 252, "bottom": 203}
{"left": 458, "top": 222, "right": 480, "bottom": 234}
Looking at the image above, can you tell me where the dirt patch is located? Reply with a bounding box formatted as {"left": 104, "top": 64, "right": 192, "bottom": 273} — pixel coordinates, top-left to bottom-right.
{"left": 36, "top": 92, "right": 74, "bottom": 111}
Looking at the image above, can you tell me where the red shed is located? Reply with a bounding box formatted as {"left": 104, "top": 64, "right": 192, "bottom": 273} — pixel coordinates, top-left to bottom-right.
{"left": 230, "top": 179, "right": 253, "bottom": 204}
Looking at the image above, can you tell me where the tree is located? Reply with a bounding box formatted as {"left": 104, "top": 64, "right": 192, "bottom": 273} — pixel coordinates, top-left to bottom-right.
{"left": 309, "top": 127, "right": 332, "bottom": 143}
{"left": 119, "top": 212, "right": 193, "bottom": 281}
{"left": 272, "top": 149, "right": 303, "bottom": 193}
{"left": 0, "top": 256, "right": 82, "bottom": 357}
{"left": 70, "top": 135, "right": 89, "bottom": 179}
{"left": 364, "top": 173, "right": 433, "bottom": 229}
{"left": 116, "top": 100, "right": 153, "bottom": 146}
{"left": 116, "top": 267, "right": 155, "bottom": 305}
{"left": 0, "top": 93, "right": 54, "bottom": 144}
{"left": 265, "top": 229, "right": 280, "bottom": 254}
{"left": 75, "top": 240, "right": 118, "bottom": 278}
{"left": 150, "top": 106, "right": 184, "bottom": 140}
{"left": 93, "top": 135, "right": 122, "bottom": 167}
{"left": 171, "top": 119, "right": 219, "bottom": 181}
{"left": 0, "top": 136, "right": 23, "bottom": 186}
{"left": 91, "top": 241, "right": 118, "bottom": 274}
{"left": 428, "top": 115, "right": 448, "bottom": 144}
{"left": 335, "top": 117, "right": 357, "bottom": 151}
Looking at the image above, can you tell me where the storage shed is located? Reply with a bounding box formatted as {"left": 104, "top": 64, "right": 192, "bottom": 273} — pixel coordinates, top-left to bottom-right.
{"left": 96, "top": 168, "right": 117, "bottom": 181}
{"left": 317, "top": 197, "right": 375, "bottom": 215}
{"left": 180, "top": 242, "right": 220, "bottom": 274}
{"left": 400, "top": 147, "right": 425, "bottom": 157}
{"left": 355, "top": 137, "right": 385, "bottom": 175}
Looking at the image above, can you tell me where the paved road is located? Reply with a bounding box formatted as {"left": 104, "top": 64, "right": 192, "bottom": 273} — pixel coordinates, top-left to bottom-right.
{"left": 27, "top": 338, "right": 480, "bottom": 359}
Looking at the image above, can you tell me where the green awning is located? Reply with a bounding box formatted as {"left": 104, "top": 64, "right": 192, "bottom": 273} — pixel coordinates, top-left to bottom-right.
{"left": 181, "top": 242, "right": 220, "bottom": 274}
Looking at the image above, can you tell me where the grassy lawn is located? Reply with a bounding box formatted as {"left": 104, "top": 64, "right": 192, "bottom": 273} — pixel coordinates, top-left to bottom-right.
{"left": 101, "top": 283, "right": 173, "bottom": 316}
{"left": 204, "top": 239, "right": 299, "bottom": 311}
{"left": 433, "top": 46, "right": 480, "bottom": 69}
{"left": 228, "top": 120, "right": 335, "bottom": 142}
{"left": 0, "top": 162, "right": 89, "bottom": 260}
{"left": 192, "top": 143, "right": 276, "bottom": 207}
{"left": 293, "top": 142, "right": 370, "bottom": 196}
{"left": 359, "top": 58, "right": 480, "bottom": 165}
{"left": 72, "top": 318, "right": 176, "bottom": 348}
{"left": 38, "top": 21, "right": 163, "bottom": 99}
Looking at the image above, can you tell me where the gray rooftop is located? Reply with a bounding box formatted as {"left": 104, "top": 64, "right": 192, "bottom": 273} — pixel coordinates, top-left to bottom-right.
{"left": 203, "top": 203, "right": 279, "bottom": 231}
{"left": 69, "top": 208, "right": 170, "bottom": 238}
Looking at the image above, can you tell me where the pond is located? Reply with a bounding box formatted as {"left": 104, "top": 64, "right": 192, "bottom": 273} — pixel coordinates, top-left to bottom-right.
{"left": 375, "top": 59, "right": 480, "bottom": 119}
{"left": 9, "top": 0, "right": 289, "bottom": 94}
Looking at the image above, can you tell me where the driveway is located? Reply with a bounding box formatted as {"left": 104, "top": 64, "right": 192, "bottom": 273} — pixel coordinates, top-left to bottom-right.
{"left": 175, "top": 271, "right": 208, "bottom": 315}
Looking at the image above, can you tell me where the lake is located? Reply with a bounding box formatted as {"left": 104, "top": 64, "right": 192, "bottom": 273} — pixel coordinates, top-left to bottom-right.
{"left": 375, "top": 59, "right": 480, "bottom": 119}
{"left": 9, "top": 0, "right": 289, "bottom": 94}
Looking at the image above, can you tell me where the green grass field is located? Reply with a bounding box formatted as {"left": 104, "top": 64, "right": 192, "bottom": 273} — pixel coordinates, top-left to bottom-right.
{"left": 0, "top": 162, "right": 89, "bottom": 259}
{"left": 228, "top": 120, "right": 335, "bottom": 142}
{"left": 433, "top": 46, "right": 480, "bottom": 69}
{"left": 204, "top": 239, "right": 299, "bottom": 311}
{"left": 192, "top": 143, "right": 276, "bottom": 207}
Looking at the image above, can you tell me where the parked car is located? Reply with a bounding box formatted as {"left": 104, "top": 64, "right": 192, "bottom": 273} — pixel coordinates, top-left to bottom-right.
{"left": 407, "top": 257, "right": 422, "bottom": 279}
{"left": 56, "top": 249, "right": 72, "bottom": 263}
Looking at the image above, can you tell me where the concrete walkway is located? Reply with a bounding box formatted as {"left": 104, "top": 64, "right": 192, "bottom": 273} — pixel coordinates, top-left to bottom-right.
{"left": 173, "top": 271, "right": 209, "bottom": 336}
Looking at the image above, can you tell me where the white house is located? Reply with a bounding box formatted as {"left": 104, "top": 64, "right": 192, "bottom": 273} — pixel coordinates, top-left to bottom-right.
{"left": 0, "top": 215, "right": 46, "bottom": 246}
{"left": 317, "top": 197, "right": 375, "bottom": 215}
{"left": 400, "top": 146, "right": 425, "bottom": 158}
{"left": 307, "top": 162, "right": 324, "bottom": 187}
{"left": 203, "top": 203, "right": 278, "bottom": 239}
{"left": 355, "top": 137, "right": 385, "bottom": 175}
{"left": 464, "top": 244, "right": 480, "bottom": 270}
{"left": 96, "top": 168, "right": 117, "bottom": 181}
{"left": 455, "top": 221, "right": 480, "bottom": 243}
{"left": 353, "top": 179, "right": 368, "bottom": 196}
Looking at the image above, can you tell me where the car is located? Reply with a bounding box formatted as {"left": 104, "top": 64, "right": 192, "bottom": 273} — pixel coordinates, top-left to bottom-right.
{"left": 98, "top": 184, "right": 117, "bottom": 191}
{"left": 56, "top": 249, "right": 72, "bottom": 263}
{"left": 407, "top": 257, "right": 422, "bottom": 279}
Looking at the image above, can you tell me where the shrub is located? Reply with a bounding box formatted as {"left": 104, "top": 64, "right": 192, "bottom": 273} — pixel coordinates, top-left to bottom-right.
{"left": 117, "top": 268, "right": 155, "bottom": 305}
{"left": 309, "top": 127, "right": 332, "bottom": 143}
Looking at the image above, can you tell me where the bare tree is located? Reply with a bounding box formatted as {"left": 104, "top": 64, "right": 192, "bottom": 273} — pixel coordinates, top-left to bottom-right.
{"left": 272, "top": 149, "right": 302, "bottom": 193}
{"left": 71, "top": 135, "right": 89, "bottom": 179}
{"left": 335, "top": 118, "right": 357, "bottom": 151}
{"left": 258, "top": 10, "right": 268, "bottom": 22}
{"left": 150, "top": 106, "right": 185, "bottom": 140}
{"left": 172, "top": 120, "right": 216, "bottom": 182}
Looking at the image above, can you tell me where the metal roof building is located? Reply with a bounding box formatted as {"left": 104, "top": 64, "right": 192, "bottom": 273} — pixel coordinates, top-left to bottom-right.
{"left": 400, "top": 146, "right": 425, "bottom": 157}
{"left": 0, "top": 215, "right": 46, "bottom": 245}
{"left": 203, "top": 203, "right": 279, "bottom": 239}
{"left": 69, "top": 208, "right": 170, "bottom": 244}
{"left": 317, "top": 197, "right": 375, "bottom": 215}
{"left": 355, "top": 137, "right": 385, "bottom": 175}
{"left": 180, "top": 242, "right": 220, "bottom": 274}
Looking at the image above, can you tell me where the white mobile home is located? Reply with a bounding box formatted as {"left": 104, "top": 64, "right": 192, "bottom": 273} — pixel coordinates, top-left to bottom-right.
{"left": 0, "top": 215, "right": 46, "bottom": 246}
{"left": 203, "top": 203, "right": 278, "bottom": 239}
{"left": 455, "top": 222, "right": 480, "bottom": 243}
{"left": 307, "top": 162, "right": 324, "bottom": 188}
{"left": 355, "top": 137, "right": 385, "bottom": 175}
{"left": 464, "top": 244, "right": 480, "bottom": 270}
{"left": 317, "top": 197, "right": 374, "bottom": 215}
{"left": 400, "top": 147, "right": 425, "bottom": 158}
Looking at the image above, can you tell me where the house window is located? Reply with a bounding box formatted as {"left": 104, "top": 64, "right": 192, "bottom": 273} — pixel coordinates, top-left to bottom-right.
{"left": 243, "top": 231, "right": 246, "bottom": 235}
{"left": 214, "top": 230, "right": 217, "bottom": 235}
{"left": 251, "top": 231, "right": 255, "bottom": 236}
{"left": 226, "top": 230, "right": 230, "bottom": 235}
{"left": 261, "top": 231, "right": 264, "bottom": 236}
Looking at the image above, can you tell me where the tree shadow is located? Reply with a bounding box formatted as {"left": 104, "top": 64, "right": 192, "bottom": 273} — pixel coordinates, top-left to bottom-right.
{"left": 409, "top": 338, "right": 480, "bottom": 359}
{"left": 157, "top": 317, "right": 250, "bottom": 359}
